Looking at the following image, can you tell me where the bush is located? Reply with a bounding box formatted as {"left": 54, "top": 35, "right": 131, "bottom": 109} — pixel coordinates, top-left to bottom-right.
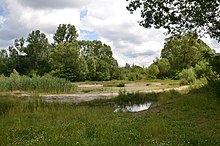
{"left": 205, "top": 79, "right": 220, "bottom": 96}
{"left": 127, "top": 73, "right": 137, "bottom": 81}
{"left": 179, "top": 67, "right": 197, "bottom": 85}
{"left": 117, "top": 82, "right": 125, "bottom": 87}
{"left": 146, "top": 64, "right": 159, "bottom": 79}
{"left": 194, "top": 61, "right": 214, "bottom": 79}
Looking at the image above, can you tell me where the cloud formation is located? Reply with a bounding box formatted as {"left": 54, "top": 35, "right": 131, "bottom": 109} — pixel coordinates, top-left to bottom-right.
{"left": 0, "top": 0, "right": 219, "bottom": 67}
{"left": 17, "top": 0, "right": 89, "bottom": 9}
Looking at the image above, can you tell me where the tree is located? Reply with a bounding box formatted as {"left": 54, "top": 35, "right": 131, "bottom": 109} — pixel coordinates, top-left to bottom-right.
{"left": 126, "top": 0, "right": 220, "bottom": 41}
{"left": 153, "top": 58, "right": 171, "bottom": 78}
{"left": 79, "top": 40, "right": 118, "bottom": 80}
{"left": 146, "top": 64, "right": 159, "bottom": 79}
{"left": 23, "top": 30, "right": 51, "bottom": 75}
{"left": 0, "top": 49, "right": 8, "bottom": 59}
{"left": 161, "top": 33, "right": 214, "bottom": 73}
{"left": 53, "top": 24, "right": 78, "bottom": 45}
{"left": 49, "top": 41, "right": 88, "bottom": 81}
{"left": 179, "top": 67, "right": 197, "bottom": 85}
{"left": 0, "top": 49, "right": 9, "bottom": 75}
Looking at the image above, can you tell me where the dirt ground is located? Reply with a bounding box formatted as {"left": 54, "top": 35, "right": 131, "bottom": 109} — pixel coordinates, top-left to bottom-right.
{"left": 42, "top": 85, "right": 188, "bottom": 103}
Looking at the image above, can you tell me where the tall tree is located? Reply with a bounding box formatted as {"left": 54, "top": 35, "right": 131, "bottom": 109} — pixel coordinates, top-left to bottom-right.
{"left": 49, "top": 41, "right": 88, "bottom": 81}
{"left": 23, "top": 30, "right": 51, "bottom": 75}
{"left": 153, "top": 58, "right": 171, "bottom": 78}
{"left": 79, "top": 40, "right": 118, "bottom": 80}
{"left": 53, "top": 24, "right": 78, "bottom": 45}
{"left": 126, "top": 0, "right": 220, "bottom": 40}
{"left": 161, "top": 33, "right": 215, "bottom": 73}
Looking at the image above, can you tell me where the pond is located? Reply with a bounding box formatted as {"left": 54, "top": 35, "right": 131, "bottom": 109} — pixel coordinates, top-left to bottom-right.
{"left": 114, "top": 102, "right": 152, "bottom": 113}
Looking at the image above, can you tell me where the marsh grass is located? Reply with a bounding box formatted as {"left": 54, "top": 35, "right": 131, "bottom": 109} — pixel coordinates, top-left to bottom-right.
{"left": 0, "top": 74, "right": 74, "bottom": 94}
{"left": 0, "top": 88, "right": 220, "bottom": 145}
{"left": 115, "top": 89, "right": 158, "bottom": 105}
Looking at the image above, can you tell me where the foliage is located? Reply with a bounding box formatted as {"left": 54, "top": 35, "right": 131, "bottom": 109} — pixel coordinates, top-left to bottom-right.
{"left": 146, "top": 64, "right": 159, "bottom": 79}
{"left": 0, "top": 70, "right": 73, "bottom": 93}
{"left": 53, "top": 24, "right": 78, "bottom": 45}
{"left": 161, "top": 33, "right": 214, "bottom": 73}
{"left": 209, "top": 53, "right": 220, "bottom": 75}
{"left": 23, "top": 30, "right": 51, "bottom": 75}
{"left": 179, "top": 67, "right": 197, "bottom": 85}
{"left": 126, "top": 0, "right": 220, "bottom": 41}
{"left": 79, "top": 40, "right": 118, "bottom": 81}
{"left": 153, "top": 58, "right": 171, "bottom": 78}
{"left": 0, "top": 24, "right": 120, "bottom": 82}
{"left": 117, "top": 82, "right": 125, "bottom": 87}
{"left": 204, "top": 78, "right": 220, "bottom": 96}
{"left": 49, "top": 41, "right": 89, "bottom": 81}
{"left": 194, "top": 61, "right": 214, "bottom": 79}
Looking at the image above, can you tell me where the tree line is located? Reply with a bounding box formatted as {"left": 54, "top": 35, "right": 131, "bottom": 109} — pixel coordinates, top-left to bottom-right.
{"left": 0, "top": 24, "right": 119, "bottom": 81}
{"left": 0, "top": 24, "right": 219, "bottom": 83}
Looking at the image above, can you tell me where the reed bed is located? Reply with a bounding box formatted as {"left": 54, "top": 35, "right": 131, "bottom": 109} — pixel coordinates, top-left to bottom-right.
{"left": 0, "top": 73, "right": 73, "bottom": 93}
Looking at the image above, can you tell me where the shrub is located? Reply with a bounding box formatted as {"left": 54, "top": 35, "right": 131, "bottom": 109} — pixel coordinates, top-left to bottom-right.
{"left": 205, "top": 78, "right": 220, "bottom": 96}
{"left": 179, "top": 67, "right": 197, "bottom": 85}
{"left": 127, "top": 73, "right": 137, "bottom": 81}
{"left": 194, "top": 61, "right": 214, "bottom": 79}
{"left": 117, "top": 82, "right": 125, "bottom": 87}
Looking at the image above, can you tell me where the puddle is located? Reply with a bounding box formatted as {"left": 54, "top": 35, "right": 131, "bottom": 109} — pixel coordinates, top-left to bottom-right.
{"left": 114, "top": 102, "right": 152, "bottom": 112}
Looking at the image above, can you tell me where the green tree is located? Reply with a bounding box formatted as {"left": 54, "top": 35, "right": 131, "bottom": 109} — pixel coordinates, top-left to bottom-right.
{"left": 126, "top": 0, "right": 220, "bottom": 41}
{"left": 194, "top": 61, "right": 214, "bottom": 79}
{"left": 79, "top": 40, "right": 118, "bottom": 80}
{"left": 161, "top": 33, "right": 214, "bottom": 74}
{"left": 0, "top": 49, "right": 9, "bottom": 75}
{"left": 49, "top": 42, "right": 88, "bottom": 81}
{"left": 153, "top": 58, "right": 171, "bottom": 78}
{"left": 146, "top": 64, "right": 159, "bottom": 79}
{"left": 0, "top": 49, "right": 8, "bottom": 58}
{"left": 179, "top": 67, "right": 197, "bottom": 85}
{"left": 22, "top": 30, "right": 51, "bottom": 75}
{"left": 53, "top": 24, "right": 78, "bottom": 45}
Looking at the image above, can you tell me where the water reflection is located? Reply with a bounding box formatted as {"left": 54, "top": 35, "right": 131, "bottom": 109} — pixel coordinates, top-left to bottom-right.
{"left": 114, "top": 102, "right": 152, "bottom": 112}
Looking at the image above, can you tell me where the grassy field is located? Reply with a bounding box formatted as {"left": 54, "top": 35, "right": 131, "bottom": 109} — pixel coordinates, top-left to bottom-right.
{"left": 0, "top": 87, "right": 220, "bottom": 145}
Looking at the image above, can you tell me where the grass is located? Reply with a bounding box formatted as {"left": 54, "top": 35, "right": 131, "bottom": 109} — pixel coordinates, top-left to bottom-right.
{"left": 0, "top": 88, "right": 220, "bottom": 145}
{"left": 76, "top": 80, "right": 180, "bottom": 94}
{"left": 0, "top": 74, "right": 74, "bottom": 94}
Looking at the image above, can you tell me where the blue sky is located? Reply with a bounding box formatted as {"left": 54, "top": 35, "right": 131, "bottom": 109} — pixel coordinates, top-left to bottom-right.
{"left": 0, "top": 0, "right": 219, "bottom": 67}
{"left": 80, "top": 9, "right": 87, "bottom": 20}
{"left": 80, "top": 9, "right": 99, "bottom": 40}
{"left": 80, "top": 29, "right": 99, "bottom": 40}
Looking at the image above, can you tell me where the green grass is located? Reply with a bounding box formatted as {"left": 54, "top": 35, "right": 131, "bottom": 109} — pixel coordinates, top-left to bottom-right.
{"left": 76, "top": 80, "right": 180, "bottom": 94}
{"left": 75, "top": 79, "right": 179, "bottom": 86}
{"left": 0, "top": 88, "right": 220, "bottom": 145}
{"left": 0, "top": 75, "right": 74, "bottom": 94}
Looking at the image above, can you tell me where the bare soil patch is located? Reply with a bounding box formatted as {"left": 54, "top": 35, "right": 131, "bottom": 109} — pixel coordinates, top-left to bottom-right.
{"left": 42, "top": 86, "right": 188, "bottom": 103}
{"left": 77, "top": 84, "right": 103, "bottom": 88}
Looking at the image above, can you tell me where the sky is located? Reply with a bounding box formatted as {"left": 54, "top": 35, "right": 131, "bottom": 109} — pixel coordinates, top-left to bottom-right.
{"left": 0, "top": 0, "right": 220, "bottom": 67}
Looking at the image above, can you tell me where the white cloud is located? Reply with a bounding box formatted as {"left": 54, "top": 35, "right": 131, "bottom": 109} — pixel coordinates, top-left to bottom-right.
{"left": 17, "top": 0, "right": 89, "bottom": 10}
{"left": 80, "top": 0, "right": 166, "bottom": 66}
{"left": 0, "top": 0, "right": 82, "bottom": 46}
{"left": 0, "top": 0, "right": 219, "bottom": 67}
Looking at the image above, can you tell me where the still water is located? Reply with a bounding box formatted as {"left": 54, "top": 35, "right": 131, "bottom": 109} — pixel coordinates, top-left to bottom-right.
{"left": 114, "top": 102, "right": 152, "bottom": 112}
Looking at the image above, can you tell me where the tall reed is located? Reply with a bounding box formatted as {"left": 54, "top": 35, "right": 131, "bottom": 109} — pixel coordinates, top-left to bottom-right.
{"left": 0, "top": 71, "right": 73, "bottom": 93}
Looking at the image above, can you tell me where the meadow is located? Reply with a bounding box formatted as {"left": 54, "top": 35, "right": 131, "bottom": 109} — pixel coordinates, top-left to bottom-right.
{"left": 0, "top": 86, "right": 220, "bottom": 145}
